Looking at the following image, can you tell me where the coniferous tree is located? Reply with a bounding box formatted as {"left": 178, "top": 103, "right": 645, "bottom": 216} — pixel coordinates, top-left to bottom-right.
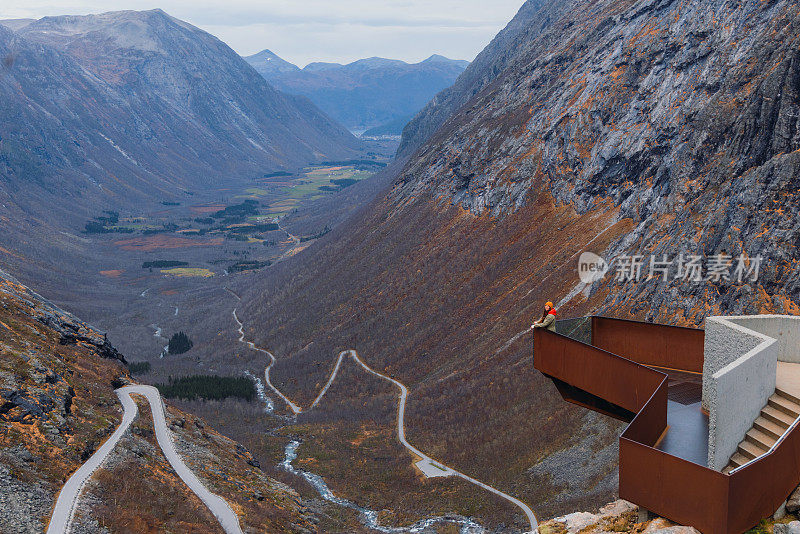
{"left": 168, "top": 331, "right": 193, "bottom": 354}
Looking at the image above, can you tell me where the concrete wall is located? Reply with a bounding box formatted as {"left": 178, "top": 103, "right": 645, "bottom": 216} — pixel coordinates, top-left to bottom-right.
{"left": 704, "top": 317, "right": 777, "bottom": 471}
{"left": 724, "top": 315, "right": 800, "bottom": 364}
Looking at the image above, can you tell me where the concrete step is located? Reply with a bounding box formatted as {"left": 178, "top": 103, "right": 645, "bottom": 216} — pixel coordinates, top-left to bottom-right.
{"left": 776, "top": 386, "right": 800, "bottom": 406}
{"left": 754, "top": 417, "right": 786, "bottom": 440}
{"left": 745, "top": 428, "right": 778, "bottom": 450}
{"left": 762, "top": 405, "right": 795, "bottom": 427}
{"left": 738, "top": 440, "right": 768, "bottom": 460}
{"left": 728, "top": 452, "right": 750, "bottom": 469}
{"left": 768, "top": 394, "right": 800, "bottom": 418}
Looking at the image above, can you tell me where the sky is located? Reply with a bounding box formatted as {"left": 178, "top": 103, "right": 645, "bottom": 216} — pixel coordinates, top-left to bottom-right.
{"left": 0, "top": 1, "right": 526, "bottom": 66}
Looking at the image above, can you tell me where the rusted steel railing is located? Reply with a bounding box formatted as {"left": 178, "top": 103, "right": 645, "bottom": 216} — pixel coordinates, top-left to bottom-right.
{"left": 591, "top": 316, "right": 705, "bottom": 373}
{"left": 534, "top": 316, "right": 800, "bottom": 534}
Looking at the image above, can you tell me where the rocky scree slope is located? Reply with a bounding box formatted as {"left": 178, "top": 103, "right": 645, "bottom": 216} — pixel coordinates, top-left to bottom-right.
{"left": 0, "top": 269, "right": 319, "bottom": 533}
{"left": 236, "top": 0, "right": 800, "bottom": 525}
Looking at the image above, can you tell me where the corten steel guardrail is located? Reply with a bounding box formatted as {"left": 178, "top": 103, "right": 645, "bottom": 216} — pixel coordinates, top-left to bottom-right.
{"left": 590, "top": 316, "right": 705, "bottom": 373}
{"left": 534, "top": 317, "right": 800, "bottom": 534}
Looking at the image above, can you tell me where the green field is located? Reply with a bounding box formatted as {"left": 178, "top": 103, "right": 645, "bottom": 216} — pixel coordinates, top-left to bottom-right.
{"left": 95, "top": 164, "right": 376, "bottom": 247}
{"left": 259, "top": 164, "right": 374, "bottom": 218}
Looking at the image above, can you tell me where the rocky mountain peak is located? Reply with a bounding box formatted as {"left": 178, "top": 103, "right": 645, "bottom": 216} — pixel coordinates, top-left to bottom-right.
{"left": 17, "top": 9, "right": 191, "bottom": 54}
{"left": 245, "top": 48, "right": 300, "bottom": 75}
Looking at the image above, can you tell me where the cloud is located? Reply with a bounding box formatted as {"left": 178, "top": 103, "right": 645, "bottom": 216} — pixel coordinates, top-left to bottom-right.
{"left": 0, "top": 0, "right": 525, "bottom": 64}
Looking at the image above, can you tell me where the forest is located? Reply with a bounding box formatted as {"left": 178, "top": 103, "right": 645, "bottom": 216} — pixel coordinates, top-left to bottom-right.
{"left": 155, "top": 375, "right": 256, "bottom": 402}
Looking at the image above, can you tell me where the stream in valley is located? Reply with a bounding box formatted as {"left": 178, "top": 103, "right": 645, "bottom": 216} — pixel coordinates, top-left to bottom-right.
{"left": 245, "top": 372, "right": 275, "bottom": 413}
{"left": 280, "top": 440, "right": 485, "bottom": 534}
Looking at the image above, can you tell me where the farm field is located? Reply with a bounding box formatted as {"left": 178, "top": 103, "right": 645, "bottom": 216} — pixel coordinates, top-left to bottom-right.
{"left": 79, "top": 162, "right": 383, "bottom": 284}
{"left": 247, "top": 164, "right": 377, "bottom": 218}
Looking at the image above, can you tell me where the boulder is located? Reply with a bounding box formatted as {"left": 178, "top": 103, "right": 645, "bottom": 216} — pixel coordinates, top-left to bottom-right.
{"left": 787, "top": 485, "right": 800, "bottom": 514}
{"left": 553, "top": 512, "right": 600, "bottom": 533}
{"left": 774, "top": 522, "right": 800, "bottom": 534}
{"left": 599, "top": 500, "right": 638, "bottom": 517}
{"left": 775, "top": 501, "right": 788, "bottom": 520}
{"left": 642, "top": 518, "right": 673, "bottom": 533}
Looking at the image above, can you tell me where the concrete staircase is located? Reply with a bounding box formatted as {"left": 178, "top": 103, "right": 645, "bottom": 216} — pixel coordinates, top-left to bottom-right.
{"left": 724, "top": 387, "right": 800, "bottom": 473}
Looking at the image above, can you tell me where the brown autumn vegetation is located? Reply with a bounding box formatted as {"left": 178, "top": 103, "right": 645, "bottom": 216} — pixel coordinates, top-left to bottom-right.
{"left": 113, "top": 235, "right": 225, "bottom": 252}
{"left": 83, "top": 398, "right": 223, "bottom": 533}
{"left": 235, "top": 189, "right": 628, "bottom": 523}
{"left": 0, "top": 274, "right": 321, "bottom": 532}
{"left": 283, "top": 356, "right": 524, "bottom": 530}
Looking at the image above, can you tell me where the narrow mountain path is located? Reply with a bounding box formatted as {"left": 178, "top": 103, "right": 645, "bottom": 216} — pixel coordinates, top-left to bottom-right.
{"left": 227, "top": 290, "right": 538, "bottom": 533}
{"left": 47, "top": 385, "right": 243, "bottom": 534}
{"left": 309, "top": 351, "right": 346, "bottom": 409}
{"left": 348, "top": 350, "right": 538, "bottom": 533}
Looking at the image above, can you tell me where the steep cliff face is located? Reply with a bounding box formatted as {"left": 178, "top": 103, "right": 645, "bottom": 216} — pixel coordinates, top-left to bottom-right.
{"left": 397, "top": 0, "right": 800, "bottom": 320}
{"left": 238, "top": 0, "right": 800, "bottom": 525}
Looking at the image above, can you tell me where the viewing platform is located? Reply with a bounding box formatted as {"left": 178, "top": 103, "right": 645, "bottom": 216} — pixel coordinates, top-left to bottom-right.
{"left": 534, "top": 315, "right": 800, "bottom": 534}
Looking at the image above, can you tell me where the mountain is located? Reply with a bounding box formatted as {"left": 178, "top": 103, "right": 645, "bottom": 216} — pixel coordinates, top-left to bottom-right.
{"left": 0, "top": 9, "right": 364, "bottom": 299}
{"left": 236, "top": 0, "right": 800, "bottom": 525}
{"left": 397, "top": 0, "right": 555, "bottom": 157}
{"left": 245, "top": 48, "right": 301, "bottom": 76}
{"left": 0, "top": 10, "right": 359, "bottom": 219}
{"left": 245, "top": 50, "right": 469, "bottom": 132}
{"left": 362, "top": 115, "right": 414, "bottom": 137}
{"left": 0, "top": 269, "right": 320, "bottom": 532}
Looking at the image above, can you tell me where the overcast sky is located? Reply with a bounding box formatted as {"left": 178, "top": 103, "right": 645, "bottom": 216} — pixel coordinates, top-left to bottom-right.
{"left": 0, "top": 1, "right": 526, "bottom": 66}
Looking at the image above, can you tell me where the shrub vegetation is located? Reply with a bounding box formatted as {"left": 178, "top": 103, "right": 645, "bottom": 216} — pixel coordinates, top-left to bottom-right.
{"left": 142, "top": 260, "right": 188, "bottom": 269}
{"left": 229, "top": 260, "right": 271, "bottom": 273}
{"left": 331, "top": 178, "right": 358, "bottom": 188}
{"left": 212, "top": 200, "right": 259, "bottom": 222}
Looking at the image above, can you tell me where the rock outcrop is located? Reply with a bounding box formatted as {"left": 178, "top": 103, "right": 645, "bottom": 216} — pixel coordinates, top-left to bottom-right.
{"left": 395, "top": 0, "right": 800, "bottom": 320}
{"left": 0, "top": 268, "right": 125, "bottom": 364}
{"left": 776, "top": 522, "right": 800, "bottom": 534}
{"left": 538, "top": 500, "right": 716, "bottom": 534}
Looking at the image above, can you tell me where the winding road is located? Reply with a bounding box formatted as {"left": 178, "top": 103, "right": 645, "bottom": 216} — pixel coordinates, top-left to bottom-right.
{"left": 227, "top": 291, "right": 538, "bottom": 533}
{"left": 227, "top": 292, "right": 302, "bottom": 414}
{"left": 274, "top": 221, "right": 303, "bottom": 263}
{"left": 348, "top": 350, "right": 538, "bottom": 533}
{"left": 47, "top": 385, "right": 243, "bottom": 534}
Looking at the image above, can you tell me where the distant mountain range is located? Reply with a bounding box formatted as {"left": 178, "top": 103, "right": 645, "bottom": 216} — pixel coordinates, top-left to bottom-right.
{"left": 0, "top": 10, "right": 360, "bottom": 218}
{"left": 244, "top": 50, "right": 468, "bottom": 134}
